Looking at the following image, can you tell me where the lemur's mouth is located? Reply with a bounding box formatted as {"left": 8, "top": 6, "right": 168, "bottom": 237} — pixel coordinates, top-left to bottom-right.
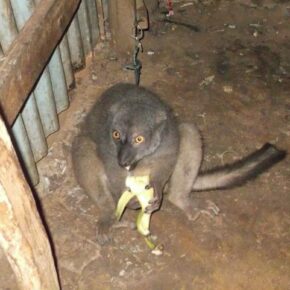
{"left": 124, "top": 162, "right": 137, "bottom": 172}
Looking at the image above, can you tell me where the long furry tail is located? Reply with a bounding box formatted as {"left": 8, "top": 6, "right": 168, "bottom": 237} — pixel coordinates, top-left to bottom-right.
{"left": 193, "top": 143, "right": 286, "bottom": 191}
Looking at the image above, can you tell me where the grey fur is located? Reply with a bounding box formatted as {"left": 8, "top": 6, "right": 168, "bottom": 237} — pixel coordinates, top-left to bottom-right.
{"left": 72, "top": 83, "right": 285, "bottom": 242}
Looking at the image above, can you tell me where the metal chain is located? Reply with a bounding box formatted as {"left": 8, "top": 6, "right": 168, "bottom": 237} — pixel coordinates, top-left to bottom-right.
{"left": 125, "top": 0, "right": 144, "bottom": 85}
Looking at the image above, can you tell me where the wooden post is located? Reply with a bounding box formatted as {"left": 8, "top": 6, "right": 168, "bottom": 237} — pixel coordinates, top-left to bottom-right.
{"left": 0, "top": 114, "right": 60, "bottom": 290}
{"left": 108, "top": 0, "right": 149, "bottom": 55}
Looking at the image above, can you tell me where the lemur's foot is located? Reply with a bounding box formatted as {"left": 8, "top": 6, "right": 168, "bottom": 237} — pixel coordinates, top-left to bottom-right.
{"left": 169, "top": 197, "right": 220, "bottom": 221}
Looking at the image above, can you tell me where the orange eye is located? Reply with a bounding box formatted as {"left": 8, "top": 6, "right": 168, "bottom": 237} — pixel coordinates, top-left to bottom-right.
{"left": 135, "top": 135, "right": 145, "bottom": 144}
{"left": 112, "top": 130, "right": 121, "bottom": 140}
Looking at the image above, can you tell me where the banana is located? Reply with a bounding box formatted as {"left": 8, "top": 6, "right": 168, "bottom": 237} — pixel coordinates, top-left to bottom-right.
{"left": 115, "top": 189, "right": 135, "bottom": 221}
{"left": 115, "top": 175, "right": 154, "bottom": 236}
{"left": 115, "top": 175, "right": 165, "bottom": 252}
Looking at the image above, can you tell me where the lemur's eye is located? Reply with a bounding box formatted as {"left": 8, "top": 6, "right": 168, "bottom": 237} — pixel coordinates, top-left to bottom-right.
{"left": 135, "top": 135, "right": 145, "bottom": 144}
{"left": 112, "top": 130, "right": 121, "bottom": 140}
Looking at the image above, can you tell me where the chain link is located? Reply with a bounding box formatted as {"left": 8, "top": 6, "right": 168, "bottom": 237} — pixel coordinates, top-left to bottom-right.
{"left": 125, "top": 1, "right": 144, "bottom": 85}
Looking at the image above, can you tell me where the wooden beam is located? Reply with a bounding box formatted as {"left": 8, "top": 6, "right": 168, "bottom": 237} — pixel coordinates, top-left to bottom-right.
{"left": 0, "top": 114, "right": 60, "bottom": 290}
{"left": 0, "top": 0, "right": 81, "bottom": 125}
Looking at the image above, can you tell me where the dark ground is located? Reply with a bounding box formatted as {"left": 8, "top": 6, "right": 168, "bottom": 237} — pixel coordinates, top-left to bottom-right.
{"left": 1, "top": 0, "right": 290, "bottom": 289}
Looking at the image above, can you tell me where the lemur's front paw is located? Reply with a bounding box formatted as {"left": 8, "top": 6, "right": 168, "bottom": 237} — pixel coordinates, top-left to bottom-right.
{"left": 145, "top": 195, "right": 161, "bottom": 214}
{"left": 144, "top": 184, "right": 162, "bottom": 214}
{"left": 96, "top": 217, "right": 114, "bottom": 245}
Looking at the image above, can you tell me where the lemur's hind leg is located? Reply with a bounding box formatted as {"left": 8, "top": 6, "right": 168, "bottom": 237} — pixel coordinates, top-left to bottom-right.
{"left": 167, "top": 123, "right": 219, "bottom": 220}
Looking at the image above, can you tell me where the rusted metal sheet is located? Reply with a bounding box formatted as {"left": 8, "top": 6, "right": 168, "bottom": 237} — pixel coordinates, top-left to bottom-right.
{"left": 48, "top": 48, "right": 69, "bottom": 113}
{"left": 9, "top": 0, "right": 34, "bottom": 29}
{"left": 21, "top": 94, "right": 48, "bottom": 162}
{"left": 0, "top": 0, "right": 18, "bottom": 52}
{"left": 34, "top": 0, "right": 69, "bottom": 114}
{"left": 11, "top": 0, "right": 60, "bottom": 137}
{"left": 96, "top": 0, "right": 106, "bottom": 40}
{"left": 78, "top": 0, "right": 92, "bottom": 55}
{"left": 12, "top": 116, "right": 39, "bottom": 185}
{"left": 0, "top": 0, "right": 103, "bottom": 186}
{"left": 59, "top": 35, "right": 75, "bottom": 90}
{"left": 67, "top": 16, "right": 85, "bottom": 70}
{"left": 0, "top": 0, "right": 46, "bottom": 183}
{"left": 86, "top": 0, "right": 100, "bottom": 48}
{"left": 33, "top": 69, "right": 59, "bottom": 137}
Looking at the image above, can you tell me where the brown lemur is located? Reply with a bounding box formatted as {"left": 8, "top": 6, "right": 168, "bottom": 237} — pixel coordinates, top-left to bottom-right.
{"left": 72, "top": 83, "right": 286, "bottom": 244}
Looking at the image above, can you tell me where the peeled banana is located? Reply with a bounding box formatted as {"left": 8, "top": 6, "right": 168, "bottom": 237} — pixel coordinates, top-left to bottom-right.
{"left": 116, "top": 175, "right": 163, "bottom": 253}
{"left": 116, "top": 175, "right": 154, "bottom": 236}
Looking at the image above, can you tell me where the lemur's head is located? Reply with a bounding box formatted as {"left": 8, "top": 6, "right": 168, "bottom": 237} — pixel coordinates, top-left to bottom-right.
{"left": 110, "top": 104, "right": 168, "bottom": 171}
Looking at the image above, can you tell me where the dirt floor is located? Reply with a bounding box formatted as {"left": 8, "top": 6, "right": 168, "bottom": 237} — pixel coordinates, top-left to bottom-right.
{"left": 1, "top": 0, "right": 290, "bottom": 289}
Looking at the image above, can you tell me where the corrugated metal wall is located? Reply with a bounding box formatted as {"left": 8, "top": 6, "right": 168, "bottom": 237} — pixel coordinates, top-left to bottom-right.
{"left": 0, "top": 0, "right": 104, "bottom": 185}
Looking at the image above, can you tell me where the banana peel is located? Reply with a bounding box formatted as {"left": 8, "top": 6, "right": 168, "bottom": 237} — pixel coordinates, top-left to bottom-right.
{"left": 116, "top": 176, "right": 153, "bottom": 236}
{"left": 115, "top": 189, "right": 135, "bottom": 221}
{"left": 115, "top": 175, "right": 163, "bottom": 254}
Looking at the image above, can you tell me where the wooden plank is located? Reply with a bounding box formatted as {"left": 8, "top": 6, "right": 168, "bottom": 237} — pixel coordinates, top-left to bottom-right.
{"left": 0, "top": 114, "right": 60, "bottom": 289}
{"left": 0, "top": 0, "right": 81, "bottom": 125}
